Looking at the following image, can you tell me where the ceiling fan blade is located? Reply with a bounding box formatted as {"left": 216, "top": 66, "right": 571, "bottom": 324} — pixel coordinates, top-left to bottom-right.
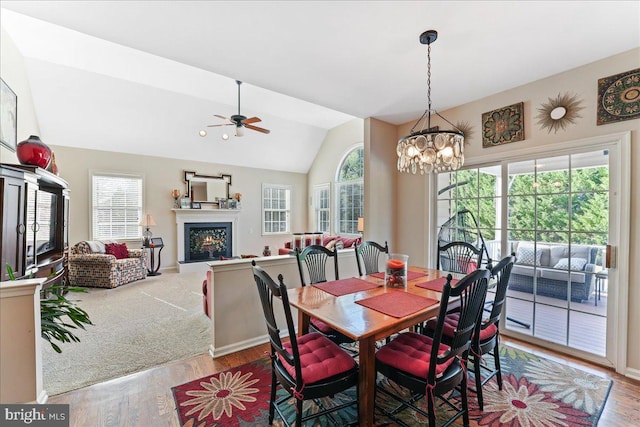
{"left": 242, "top": 117, "right": 261, "bottom": 124}
{"left": 214, "top": 114, "right": 231, "bottom": 122}
{"left": 207, "top": 123, "right": 234, "bottom": 127}
{"left": 245, "top": 123, "right": 271, "bottom": 134}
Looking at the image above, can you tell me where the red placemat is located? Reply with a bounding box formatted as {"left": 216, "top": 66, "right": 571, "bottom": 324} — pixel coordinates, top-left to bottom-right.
{"left": 416, "top": 276, "right": 460, "bottom": 292}
{"left": 355, "top": 291, "right": 438, "bottom": 318}
{"left": 313, "top": 277, "right": 380, "bottom": 296}
{"left": 369, "top": 271, "right": 428, "bottom": 280}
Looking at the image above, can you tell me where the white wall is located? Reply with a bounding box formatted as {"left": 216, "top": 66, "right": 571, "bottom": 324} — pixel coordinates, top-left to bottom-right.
{"left": 0, "top": 27, "right": 40, "bottom": 164}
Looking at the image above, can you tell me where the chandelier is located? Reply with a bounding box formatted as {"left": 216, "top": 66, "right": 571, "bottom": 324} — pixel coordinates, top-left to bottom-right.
{"left": 397, "top": 30, "right": 464, "bottom": 174}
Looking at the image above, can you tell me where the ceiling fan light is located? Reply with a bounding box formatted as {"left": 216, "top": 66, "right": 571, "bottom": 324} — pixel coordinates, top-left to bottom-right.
{"left": 235, "top": 126, "right": 244, "bottom": 137}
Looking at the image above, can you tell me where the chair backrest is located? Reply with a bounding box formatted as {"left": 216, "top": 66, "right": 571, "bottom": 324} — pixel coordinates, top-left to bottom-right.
{"left": 485, "top": 253, "right": 516, "bottom": 330}
{"left": 355, "top": 240, "right": 389, "bottom": 276}
{"left": 295, "top": 245, "right": 339, "bottom": 286}
{"left": 438, "top": 241, "right": 484, "bottom": 274}
{"left": 251, "top": 262, "right": 303, "bottom": 383}
{"left": 428, "top": 269, "right": 490, "bottom": 380}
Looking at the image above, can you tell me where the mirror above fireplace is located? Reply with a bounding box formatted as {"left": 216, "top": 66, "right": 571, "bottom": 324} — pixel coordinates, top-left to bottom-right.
{"left": 184, "top": 170, "right": 232, "bottom": 206}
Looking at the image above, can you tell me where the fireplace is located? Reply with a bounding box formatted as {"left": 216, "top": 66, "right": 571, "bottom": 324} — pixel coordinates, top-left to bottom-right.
{"left": 184, "top": 222, "right": 232, "bottom": 262}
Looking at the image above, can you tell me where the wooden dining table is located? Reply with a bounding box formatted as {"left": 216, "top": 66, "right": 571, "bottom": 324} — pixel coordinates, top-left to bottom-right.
{"left": 287, "top": 266, "right": 461, "bottom": 427}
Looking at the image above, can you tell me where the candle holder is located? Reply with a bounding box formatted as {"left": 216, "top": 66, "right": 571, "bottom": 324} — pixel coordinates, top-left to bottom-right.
{"left": 385, "top": 253, "right": 409, "bottom": 289}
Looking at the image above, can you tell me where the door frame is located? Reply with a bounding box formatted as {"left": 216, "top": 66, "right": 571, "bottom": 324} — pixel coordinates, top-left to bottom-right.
{"left": 428, "top": 131, "right": 630, "bottom": 374}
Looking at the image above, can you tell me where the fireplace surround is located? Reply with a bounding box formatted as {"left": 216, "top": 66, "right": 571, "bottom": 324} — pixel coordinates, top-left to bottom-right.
{"left": 174, "top": 209, "right": 239, "bottom": 273}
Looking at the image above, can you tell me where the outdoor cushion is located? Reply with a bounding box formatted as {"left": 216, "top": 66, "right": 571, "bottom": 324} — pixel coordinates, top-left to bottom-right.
{"left": 376, "top": 332, "right": 453, "bottom": 378}
{"left": 280, "top": 332, "right": 356, "bottom": 384}
{"left": 516, "top": 245, "right": 548, "bottom": 266}
{"left": 540, "top": 268, "right": 586, "bottom": 284}
{"left": 553, "top": 257, "right": 588, "bottom": 270}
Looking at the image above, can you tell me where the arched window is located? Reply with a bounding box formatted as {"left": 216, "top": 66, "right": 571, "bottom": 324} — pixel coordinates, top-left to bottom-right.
{"left": 335, "top": 146, "right": 363, "bottom": 235}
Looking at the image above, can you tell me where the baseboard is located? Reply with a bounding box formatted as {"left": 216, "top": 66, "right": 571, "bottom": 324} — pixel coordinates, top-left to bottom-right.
{"left": 210, "top": 336, "right": 269, "bottom": 359}
{"left": 209, "top": 330, "right": 293, "bottom": 359}
{"left": 625, "top": 366, "right": 640, "bottom": 381}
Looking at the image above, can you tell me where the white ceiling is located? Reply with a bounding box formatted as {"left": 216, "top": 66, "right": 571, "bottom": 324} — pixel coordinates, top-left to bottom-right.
{"left": 1, "top": 1, "right": 639, "bottom": 173}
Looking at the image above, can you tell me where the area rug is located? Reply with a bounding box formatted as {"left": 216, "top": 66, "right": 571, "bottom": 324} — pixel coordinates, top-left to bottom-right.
{"left": 172, "top": 344, "right": 612, "bottom": 426}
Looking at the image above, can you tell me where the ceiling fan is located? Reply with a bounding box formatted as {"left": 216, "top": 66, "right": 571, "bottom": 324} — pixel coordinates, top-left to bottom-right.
{"left": 207, "top": 80, "right": 270, "bottom": 137}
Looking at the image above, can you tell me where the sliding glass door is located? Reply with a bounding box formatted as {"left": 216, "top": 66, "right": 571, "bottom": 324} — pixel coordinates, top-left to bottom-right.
{"left": 436, "top": 149, "right": 611, "bottom": 359}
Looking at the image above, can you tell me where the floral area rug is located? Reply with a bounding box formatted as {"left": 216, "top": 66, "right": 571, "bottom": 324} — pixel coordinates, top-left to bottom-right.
{"left": 171, "top": 345, "right": 611, "bottom": 426}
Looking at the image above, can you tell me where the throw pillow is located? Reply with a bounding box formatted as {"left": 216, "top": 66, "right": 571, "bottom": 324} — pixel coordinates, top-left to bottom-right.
{"left": 516, "top": 245, "right": 542, "bottom": 266}
{"left": 553, "top": 257, "right": 587, "bottom": 270}
{"left": 105, "top": 242, "right": 129, "bottom": 259}
{"left": 339, "top": 237, "right": 359, "bottom": 248}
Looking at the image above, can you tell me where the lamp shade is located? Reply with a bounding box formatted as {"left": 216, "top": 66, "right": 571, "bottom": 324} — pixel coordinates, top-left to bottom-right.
{"left": 140, "top": 214, "right": 157, "bottom": 227}
{"left": 357, "top": 217, "right": 364, "bottom": 233}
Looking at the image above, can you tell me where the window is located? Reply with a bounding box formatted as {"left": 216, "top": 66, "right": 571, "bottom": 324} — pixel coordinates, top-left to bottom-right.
{"left": 335, "top": 146, "right": 364, "bottom": 235}
{"left": 91, "top": 172, "right": 143, "bottom": 240}
{"left": 314, "top": 183, "right": 330, "bottom": 233}
{"left": 262, "top": 183, "right": 291, "bottom": 234}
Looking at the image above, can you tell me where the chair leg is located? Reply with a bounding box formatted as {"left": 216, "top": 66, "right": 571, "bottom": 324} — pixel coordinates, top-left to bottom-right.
{"left": 461, "top": 369, "right": 470, "bottom": 427}
{"left": 269, "top": 370, "right": 277, "bottom": 424}
{"left": 474, "top": 352, "right": 484, "bottom": 411}
{"left": 427, "top": 385, "right": 437, "bottom": 427}
{"left": 296, "top": 398, "right": 303, "bottom": 426}
{"left": 494, "top": 339, "right": 503, "bottom": 390}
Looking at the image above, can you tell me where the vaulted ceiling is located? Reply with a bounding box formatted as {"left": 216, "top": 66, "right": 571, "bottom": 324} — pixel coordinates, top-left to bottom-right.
{"left": 2, "top": 1, "right": 638, "bottom": 173}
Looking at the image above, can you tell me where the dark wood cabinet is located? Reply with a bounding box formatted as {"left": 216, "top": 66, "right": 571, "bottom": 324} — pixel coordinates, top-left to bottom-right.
{"left": 1, "top": 164, "right": 70, "bottom": 289}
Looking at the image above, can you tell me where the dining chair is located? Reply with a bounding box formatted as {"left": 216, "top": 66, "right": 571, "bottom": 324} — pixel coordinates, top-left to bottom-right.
{"left": 438, "top": 241, "right": 484, "bottom": 274}
{"left": 294, "top": 245, "right": 356, "bottom": 349}
{"left": 374, "top": 269, "right": 490, "bottom": 427}
{"left": 355, "top": 240, "right": 389, "bottom": 276}
{"left": 251, "top": 262, "right": 359, "bottom": 427}
{"left": 423, "top": 253, "right": 516, "bottom": 411}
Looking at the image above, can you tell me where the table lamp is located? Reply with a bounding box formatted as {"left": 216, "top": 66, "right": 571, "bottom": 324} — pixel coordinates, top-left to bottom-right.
{"left": 140, "top": 214, "right": 157, "bottom": 246}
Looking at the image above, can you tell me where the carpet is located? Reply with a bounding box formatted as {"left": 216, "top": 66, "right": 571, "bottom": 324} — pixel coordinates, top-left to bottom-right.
{"left": 43, "top": 271, "right": 211, "bottom": 395}
{"left": 172, "top": 344, "right": 611, "bottom": 427}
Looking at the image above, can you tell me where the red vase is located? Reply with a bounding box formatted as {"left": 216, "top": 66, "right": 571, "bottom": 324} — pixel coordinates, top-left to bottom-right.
{"left": 17, "top": 135, "right": 52, "bottom": 169}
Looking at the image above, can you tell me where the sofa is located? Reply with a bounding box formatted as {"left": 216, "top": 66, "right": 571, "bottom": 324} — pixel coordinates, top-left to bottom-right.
{"left": 277, "top": 235, "right": 362, "bottom": 255}
{"left": 69, "top": 240, "right": 148, "bottom": 288}
{"left": 508, "top": 241, "right": 599, "bottom": 302}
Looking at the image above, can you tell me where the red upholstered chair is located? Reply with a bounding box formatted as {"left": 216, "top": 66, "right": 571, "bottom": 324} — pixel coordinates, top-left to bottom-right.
{"left": 375, "top": 269, "right": 490, "bottom": 426}
{"left": 251, "top": 262, "right": 358, "bottom": 426}
{"left": 423, "top": 254, "right": 516, "bottom": 410}
{"left": 202, "top": 270, "right": 211, "bottom": 318}
{"left": 295, "top": 245, "right": 356, "bottom": 350}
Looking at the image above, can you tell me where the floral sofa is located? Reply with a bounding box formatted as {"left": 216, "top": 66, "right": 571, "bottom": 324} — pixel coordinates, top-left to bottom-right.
{"left": 277, "top": 235, "right": 362, "bottom": 255}
{"left": 509, "top": 241, "right": 599, "bottom": 302}
{"left": 69, "top": 240, "right": 147, "bottom": 288}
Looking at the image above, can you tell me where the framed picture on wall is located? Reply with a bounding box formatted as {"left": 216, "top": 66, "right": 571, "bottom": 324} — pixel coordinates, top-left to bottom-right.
{"left": 0, "top": 78, "right": 17, "bottom": 152}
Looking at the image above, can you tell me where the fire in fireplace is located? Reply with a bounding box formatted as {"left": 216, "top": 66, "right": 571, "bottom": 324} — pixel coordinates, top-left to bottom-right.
{"left": 184, "top": 222, "right": 232, "bottom": 262}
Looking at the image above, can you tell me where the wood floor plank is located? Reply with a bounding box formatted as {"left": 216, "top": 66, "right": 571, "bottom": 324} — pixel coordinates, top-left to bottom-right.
{"left": 47, "top": 337, "right": 639, "bottom": 427}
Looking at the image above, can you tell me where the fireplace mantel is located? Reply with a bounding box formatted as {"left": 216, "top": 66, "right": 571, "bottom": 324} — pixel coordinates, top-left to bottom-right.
{"left": 173, "top": 209, "right": 239, "bottom": 273}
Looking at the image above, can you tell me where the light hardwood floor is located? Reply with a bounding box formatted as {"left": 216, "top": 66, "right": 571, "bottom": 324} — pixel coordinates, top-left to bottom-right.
{"left": 48, "top": 335, "right": 639, "bottom": 427}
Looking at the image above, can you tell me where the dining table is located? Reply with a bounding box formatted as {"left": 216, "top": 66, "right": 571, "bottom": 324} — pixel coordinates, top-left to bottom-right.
{"left": 287, "top": 266, "right": 462, "bottom": 427}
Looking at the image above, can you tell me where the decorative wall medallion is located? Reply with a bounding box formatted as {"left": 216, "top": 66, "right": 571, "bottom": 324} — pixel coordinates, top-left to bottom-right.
{"left": 536, "top": 92, "right": 584, "bottom": 133}
{"left": 481, "top": 102, "right": 524, "bottom": 147}
{"left": 597, "top": 68, "right": 640, "bottom": 125}
{"left": 455, "top": 121, "right": 474, "bottom": 145}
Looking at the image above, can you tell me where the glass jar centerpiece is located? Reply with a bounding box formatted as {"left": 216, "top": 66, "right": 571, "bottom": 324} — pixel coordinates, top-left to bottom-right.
{"left": 385, "top": 253, "right": 409, "bottom": 289}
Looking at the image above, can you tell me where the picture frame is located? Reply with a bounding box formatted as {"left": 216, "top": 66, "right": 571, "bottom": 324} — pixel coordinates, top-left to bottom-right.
{"left": 0, "top": 78, "right": 17, "bottom": 152}
{"left": 597, "top": 68, "right": 640, "bottom": 125}
{"left": 481, "top": 102, "right": 525, "bottom": 148}
{"left": 191, "top": 202, "right": 202, "bottom": 209}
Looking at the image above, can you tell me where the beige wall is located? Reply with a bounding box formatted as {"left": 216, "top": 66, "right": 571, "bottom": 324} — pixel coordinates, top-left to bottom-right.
{"left": 51, "top": 145, "right": 307, "bottom": 267}
{"left": 0, "top": 28, "right": 40, "bottom": 164}
{"left": 388, "top": 48, "right": 640, "bottom": 374}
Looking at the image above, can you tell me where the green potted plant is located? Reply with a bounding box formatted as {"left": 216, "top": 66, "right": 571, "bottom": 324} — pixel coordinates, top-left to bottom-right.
{"left": 6, "top": 264, "right": 93, "bottom": 353}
